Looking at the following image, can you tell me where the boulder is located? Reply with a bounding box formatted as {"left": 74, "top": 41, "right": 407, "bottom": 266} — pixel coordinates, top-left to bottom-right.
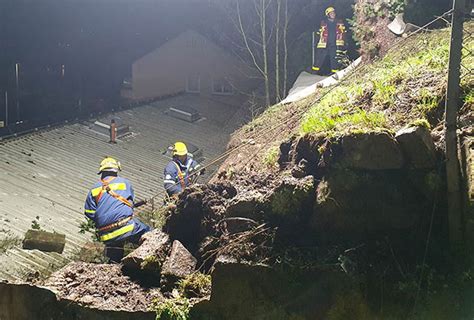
{"left": 160, "top": 240, "right": 197, "bottom": 291}
{"left": 395, "top": 126, "right": 436, "bottom": 168}
{"left": 121, "top": 229, "right": 170, "bottom": 274}
{"left": 225, "top": 191, "right": 266, "bottom": 220}
{"left": 164, "top": 184, "right": 229, "bottom": 252}
{"left": 266, "top": 175, "right": 315, "bottom": 225}
{"left": 193, "top": 260, "right": 358, "bottom": 320}
{"left": 340, "top": 132, "right": 404, "bottom": 170}
{"left": 310, "top": 169, "right": 428, "bottom": 243}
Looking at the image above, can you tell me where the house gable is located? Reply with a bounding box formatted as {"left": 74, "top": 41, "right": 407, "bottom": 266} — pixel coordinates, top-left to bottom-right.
{"left": 131, "top": 30, "right": 256, "bottom": 100}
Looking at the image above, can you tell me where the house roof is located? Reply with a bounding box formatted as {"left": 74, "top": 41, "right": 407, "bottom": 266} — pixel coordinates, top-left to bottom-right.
{"left": 0, "top": 93, "right": 249, "bottom": 281}
{"left": 133, "top": 29, "right": 244, "bottom": 69}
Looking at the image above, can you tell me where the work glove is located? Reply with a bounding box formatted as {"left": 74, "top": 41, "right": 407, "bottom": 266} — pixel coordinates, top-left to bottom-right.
{"left": 336, "top": 49, "right": 347, "bottom": 60}
{"left": 134, "top": 199, "right": 148, "bottom": 208}
{"left": 192, "top": 164, "right": 206, "bottom": 175}
{"left": 336, "top": 50, "right": 349, "bottom": 67}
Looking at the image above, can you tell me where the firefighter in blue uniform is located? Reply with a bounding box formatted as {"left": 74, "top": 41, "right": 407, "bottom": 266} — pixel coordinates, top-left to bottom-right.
{"left": 84, "top": 157, "right": 151, "bottom": 263}
{"left": 163, "top": 142, "right": 199, "bottom": 197}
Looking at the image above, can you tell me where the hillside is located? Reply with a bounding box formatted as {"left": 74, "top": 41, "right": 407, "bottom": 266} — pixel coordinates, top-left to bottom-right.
{"left": 217, "top": 23, "right": 473, "bottom": 176}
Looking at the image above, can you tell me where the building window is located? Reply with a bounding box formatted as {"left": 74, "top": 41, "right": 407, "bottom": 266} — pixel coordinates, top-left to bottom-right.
{"left": 186, "top": 75, "right": 200, "bottom": 93}
{"left": 212, "top": 78, "right": 233, "bottom": 95}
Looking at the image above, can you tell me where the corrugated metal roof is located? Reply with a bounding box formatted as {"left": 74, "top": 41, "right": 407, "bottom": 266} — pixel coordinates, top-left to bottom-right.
{"left": 0, "top": 94, "right": 248, "bottom": 281}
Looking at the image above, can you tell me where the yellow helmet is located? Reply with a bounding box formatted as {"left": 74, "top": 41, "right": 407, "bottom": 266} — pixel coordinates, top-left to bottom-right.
{"left": 173, "top": 142, "right": 188, "bottom": 156}
{"left": 98, "top": 157, "right": 121, "bottom": 174}
{"left": 325, "top": 6, "right": 335, "bottom": 16}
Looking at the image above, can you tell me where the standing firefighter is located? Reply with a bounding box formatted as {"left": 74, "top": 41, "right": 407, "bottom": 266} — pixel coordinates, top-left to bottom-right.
{"left": 164, "top": 142, "right": 200, "bottom": 197}
{"left": 312, "top": 6, "right": 347, "bottom": 74}
{"left": 84, "top": 157, "right": 151, "bottom": 263}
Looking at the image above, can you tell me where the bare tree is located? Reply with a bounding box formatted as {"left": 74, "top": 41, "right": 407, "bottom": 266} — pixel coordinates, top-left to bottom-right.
{"left": 275, "top": 0, "right": 281, "bottom": 102}
{"left": 283, "top": 0, "right": 289, "bottom": 97}
{"left": 214, "top": 0, "right": 299, "bottom": 106}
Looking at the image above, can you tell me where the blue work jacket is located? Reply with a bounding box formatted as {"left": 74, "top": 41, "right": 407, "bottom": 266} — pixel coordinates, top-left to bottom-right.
{"left": 163, "top": 157, "right": 198, "bottom": 196}
{"left": 84, "top": 176, "right": 141, "bottom": 242}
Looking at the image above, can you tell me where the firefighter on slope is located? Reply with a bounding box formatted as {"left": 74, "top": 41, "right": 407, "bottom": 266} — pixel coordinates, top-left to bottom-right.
{"left": 84, "top": 157, "right": 151, "bottom": 263}
{"left": 163, "top": 142, "right": 200, "bottom": 197}
{"left": 312, "top": 6, "right": 347, "bottom": 75}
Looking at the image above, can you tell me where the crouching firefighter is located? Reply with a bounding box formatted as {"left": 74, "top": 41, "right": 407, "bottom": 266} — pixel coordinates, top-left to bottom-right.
{"left": 163, "top": 142, "right": 202, "bottom": 198}
{"left": 84, "top": 157, "right": 151, "bottom": 263}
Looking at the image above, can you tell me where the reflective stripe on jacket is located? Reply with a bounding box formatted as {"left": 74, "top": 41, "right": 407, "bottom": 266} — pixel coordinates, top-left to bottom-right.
{"left": 84, "top": 176, "right": 135, "bottom": 235}
{"left": 316, "top": 19, "right": 346, "bottom": 49}
{"left": 163, "top": 157, "right": 197, "bottom": 196}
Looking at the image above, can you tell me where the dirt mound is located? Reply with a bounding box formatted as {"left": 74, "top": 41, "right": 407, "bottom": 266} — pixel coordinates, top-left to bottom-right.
{"left": 44, "top": 262, "right": 163, "bottom": 312}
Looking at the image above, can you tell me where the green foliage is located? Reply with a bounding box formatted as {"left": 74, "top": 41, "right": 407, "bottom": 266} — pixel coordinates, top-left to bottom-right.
{"left": 153, "top": 297, "right": 191, "bottom": 320}
{"left": 416, "top": 88, "right": 442, "bottom": 114}
{"left": 300, "top": 26, "right": 455, "bottom": 137}
{"left": 69, "top": 242, "right": 108, "bottom": 264}
{"left": 0, "top": 230, "right": 21, "bottom": 253}
{"left": 263, "top": 146, "right": 280, "bottom": 168}
{"left": 327, "top": 290, "right": 374, "bottom": 320}
{"left": 410, "top": 118, "right": 431, "bottom": 129}
{"left": 79, "top": 218, "right": 99, "bottom": 242}
{"left": 140, "top": 254, "right": 160, "bottom": 270}
{"left": 270, "top": 178, "right": 314, "bottom": 217}
{"left": 178, "top": 273, "right": 212, "bottom": 298}
{"left": 31, "top": 216, "right": 43, "bottom": 231}
{"left": 301, "top": 105, "right": 387, "bottom": 136}
{"left": 137, "top": 207, "right": 169, "bottom": 230}
{"left": 372, "top": 81, "right": 397, "bottom": 106}
{"left": 463, "top": 89, "right": 474, "bottom": 106}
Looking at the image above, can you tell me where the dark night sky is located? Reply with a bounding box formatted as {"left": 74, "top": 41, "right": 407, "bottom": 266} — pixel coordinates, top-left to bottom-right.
{"left": 0, "top": 0, "right": 218, "bottom": 126}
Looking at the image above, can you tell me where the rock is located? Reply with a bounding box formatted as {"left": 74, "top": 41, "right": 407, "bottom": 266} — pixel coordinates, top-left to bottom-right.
{"left": 0, "top": 282, "right": 157, "bottom": 319}
{"left": 121, "top": 229, "right": 170, "bottom": 274}
{"left": 165, "top": 184, "right": 229, "bottom": 252}
{"left": 160, "top": 240, "right": 197, "bottom": 291}
{"left": 22, "top": 229, "right": 66, "bottom": 253}
{"left": 226, "top": 191, "right": 266, "bottom": 220}
{"left": 395, "top": 126, "right": 436, "bottom": 168}
{"left": 277, "top": 139, "right": 294, "bottom": 167}
{"left": 266, "top": 175, "right": 315, "bottom": 225}
{"left": 218, "top": 217, "right": 258, "bottom": 235}
{"left": 340, "top": 132, "right": 404, "bottom": 170}
{"left": 197, "top": 260, "right": 356, "bottom": 320}
{"left": 291, "top": 159, "right": 309, "bottom": 178}
{"left": 310, "top": 169, "right": 428, "bottom": 243}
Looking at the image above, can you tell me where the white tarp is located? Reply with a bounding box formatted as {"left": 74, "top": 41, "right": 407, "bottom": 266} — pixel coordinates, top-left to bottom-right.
{"left": 281, "top": 57, "right": 362, "bottom": 105}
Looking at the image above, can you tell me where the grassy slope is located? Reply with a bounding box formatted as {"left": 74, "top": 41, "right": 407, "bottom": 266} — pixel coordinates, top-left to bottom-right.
{"left": 222, "top": 23, "right": 473, "bottom": 172}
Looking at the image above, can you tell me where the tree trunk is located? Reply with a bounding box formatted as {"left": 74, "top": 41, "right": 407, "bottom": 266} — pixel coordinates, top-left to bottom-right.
{"left": 275, "top": 0, "right": 281, "bottom": 102}
{"left": 261, "top": 0, "right": 271, "bottom": 107}
{"left": 283, "top": 0, "right": 289, "bottom": 97}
